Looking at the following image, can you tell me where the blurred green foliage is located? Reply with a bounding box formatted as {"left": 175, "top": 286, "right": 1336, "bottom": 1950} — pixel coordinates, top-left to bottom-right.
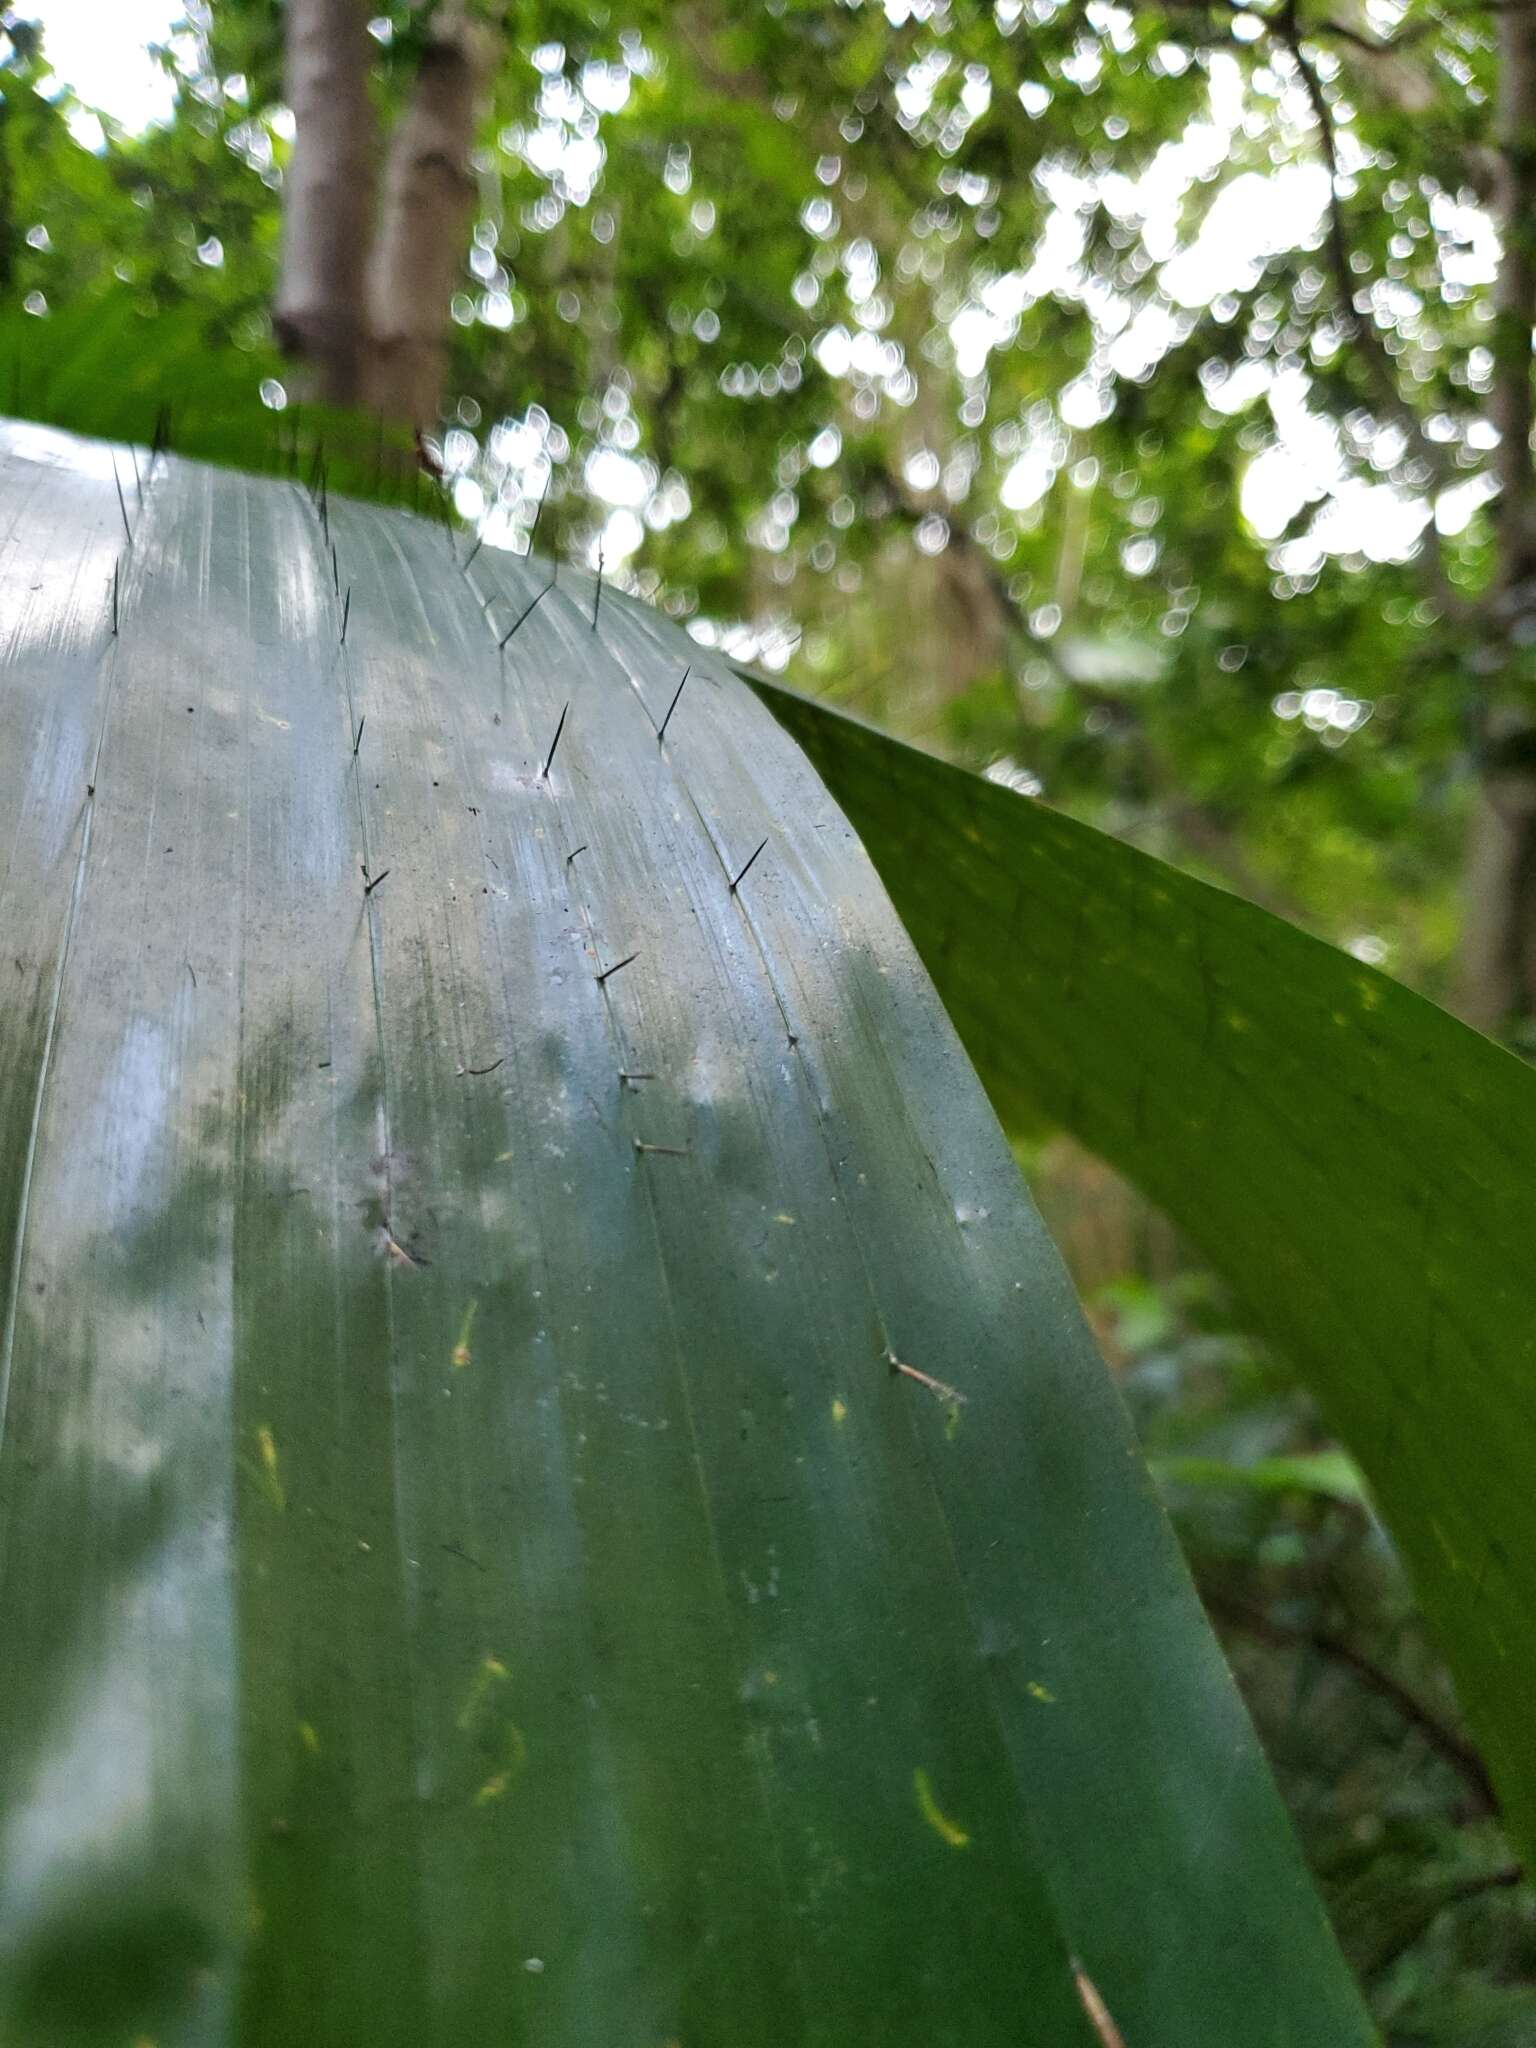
{"left": 1046, "top": 1154, "right": 1536, "bottom": 2046}
{"left": 5, "top": 1, "right": 1532, "bottom": 2033}
{"left": 1, "top": 0, "right": 1500, "bottom": 991}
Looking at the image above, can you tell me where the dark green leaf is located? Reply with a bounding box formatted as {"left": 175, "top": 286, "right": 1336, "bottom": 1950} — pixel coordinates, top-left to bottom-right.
{"left": 756, "top": 677, "right": 1536, "bottom": 1878}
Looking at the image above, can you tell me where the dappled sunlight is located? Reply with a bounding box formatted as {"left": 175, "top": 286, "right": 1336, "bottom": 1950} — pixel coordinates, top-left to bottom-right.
{"left": 7, "top": 1, "right": 1536, "bottom": 2034}
{"left": 33, "top": 0, "right": 1503, "bottom": 657}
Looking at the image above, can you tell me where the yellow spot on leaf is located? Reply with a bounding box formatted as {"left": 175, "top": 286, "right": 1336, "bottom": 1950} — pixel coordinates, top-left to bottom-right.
{"left": 831, "top": 1397, "right": 847, "bottom": 1424}
{"left": 914, "top": 1768, "right": 970, "bottom": 1849}
{"left": 451, "top": 1298, "right": 478, "bottom": 1369}
{"left": 457, "top": 1653, "right": 510, "bottom": 1731}
{"left": 1026, "top": 1681, "right": 1056, "bottom": 1704}
{"left": 773, "top": 1212, "right": 796, "bottom": 1225}
{"left": 473, "top": 1722, "right": 528, "bottom": 1806}
{"left": 298, "top": 1721, "right": 321, "bottom": 1754}
{"left": 256, "top": 1427, "right": 284, "bottom": 1512}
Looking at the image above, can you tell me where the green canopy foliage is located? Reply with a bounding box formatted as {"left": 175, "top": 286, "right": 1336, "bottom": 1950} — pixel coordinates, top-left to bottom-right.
{"left": 5, "top": 4, "right": 1535, "bottom": 2035}
{"left": 1, "top": 0, "right": 1508, "bottom": 1000}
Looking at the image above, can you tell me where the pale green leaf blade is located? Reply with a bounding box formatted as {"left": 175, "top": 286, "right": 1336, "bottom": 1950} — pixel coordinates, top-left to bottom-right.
{"left": 0, "top": 426, "right": 1373, "bottom": 2045}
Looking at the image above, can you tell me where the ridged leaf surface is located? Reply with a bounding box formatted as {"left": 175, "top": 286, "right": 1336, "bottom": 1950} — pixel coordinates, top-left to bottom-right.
{"left": 0, "top": 425, "right": 1372, "bottom": 2047}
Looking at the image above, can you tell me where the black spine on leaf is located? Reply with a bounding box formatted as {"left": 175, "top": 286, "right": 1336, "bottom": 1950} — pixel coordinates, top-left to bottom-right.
{"left": 542, "top": 703, "right": 569, "bottom": 781}
{"left": 498, "top": 572, "right": 556, "bottom": 650}
{"left": 529, "top": 466, "right": 553, "bottom": 552}
{"left": 657, "top": 667, "right": 690, "bottom": 744}
{"left": 112, "top": 458, "right": 132, "bottom": 545}
{"left": 729, "top": 838, "right": 769, "bottom": 896}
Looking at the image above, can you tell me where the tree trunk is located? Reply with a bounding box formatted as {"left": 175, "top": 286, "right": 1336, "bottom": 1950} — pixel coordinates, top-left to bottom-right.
{"left": 273, "top": 0, "right": 379, "bottom": 405}
{"left": 1489, "top": 1, "right": 1536, "bottom": 594}
{"left": 1459, "top": 734, "right": 1536, "bottom": 1035}
{"left": 1459, "top": 1, "right": 1536, "bottom": 1038}
{"left": 361, "top": 9, "right": 491, "bottom": 429}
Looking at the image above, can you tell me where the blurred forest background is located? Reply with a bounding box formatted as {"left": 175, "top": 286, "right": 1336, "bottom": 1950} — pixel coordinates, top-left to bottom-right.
{"left": 5, "top": 0, "right": 1536, "bottom": 2034}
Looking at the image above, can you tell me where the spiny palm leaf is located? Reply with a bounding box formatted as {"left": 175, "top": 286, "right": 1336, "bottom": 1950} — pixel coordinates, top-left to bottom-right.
{"left": 0, "top": 423, "right": 1371, "bottom": 2044}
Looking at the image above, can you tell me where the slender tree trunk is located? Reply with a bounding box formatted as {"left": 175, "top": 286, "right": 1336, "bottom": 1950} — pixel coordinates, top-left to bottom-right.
{"left": 1460, "top": 3, "right": 1536, "bottom": 1037}
{"left": 1460, "top": 733, "right": 1536, "bottom": 1031}
{"left": 273, "top": 0, "right": 378, "bottom": 406}
{"left": 362, "top": 9, "right": 491, "bottom": 429}
{"left": 1489, "top": 7, "right": 1536, "bottom": 593}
